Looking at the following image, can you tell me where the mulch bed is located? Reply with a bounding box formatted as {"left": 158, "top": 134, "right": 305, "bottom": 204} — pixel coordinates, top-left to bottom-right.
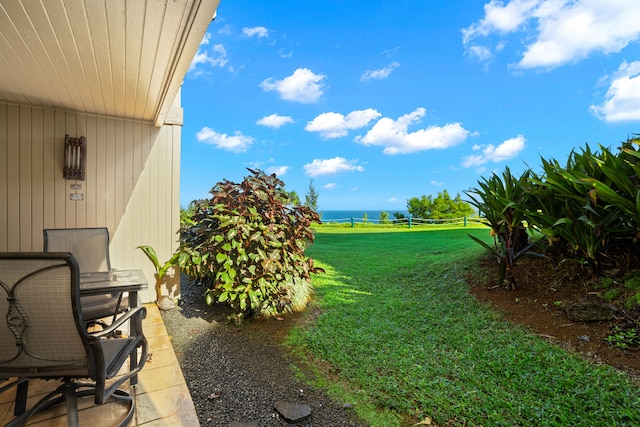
{"left": 467, "top": 256, "right": 640, "bottom": 379}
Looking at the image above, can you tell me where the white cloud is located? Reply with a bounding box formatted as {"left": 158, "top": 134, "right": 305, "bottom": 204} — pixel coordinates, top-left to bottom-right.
{"left": 463, "top": 0, "right": 537, "bottom": 44}
{"left": 260, "top": 68, "right": 326, "bottom": 103}
{"left": 323, "top": 183, "right": 337, "bottom": 189}
{"left": 243, "top": 26, "right": 269, "bottom": 38}
{"left": 361, "top": 62, "right": 400, "bottom": 81}
{"left": 266, "top": 166, "right": 289, "bottom": 176}
{"left": 247, "top": 160, "right": 268, "bottom": 169}
{"left": 217, "top": 25, "right": 232, "bottom": 35}
{"left": 356, "top": 108, "right": 470, "bottom": 154}
{"left": 256, "top": 114, "right": 294, "bottom": 128}
{"left": 467, "top": 45, "right": 494, "bottom": 62}
{"left": 279, "top": 48, "right": 293, "bottom": 58}
{"left": 305, "top": 109, "right": 381, "bottom": 139}
{"left": 431, "top": 180, "right": 444, "bottom": 186}
{"left": 303, "top": 157, "right": 365, "bottom": 177}
{"left": 590, "top": 61, "right": 640, "bottom": 122}
{"left": 463, "top": 0, "right": 640, "bottom": 70}
{"left": 188, "top": 44, "right": 228, "bottom": 73}
{"left": 195, "top": 127, "right": 253, "bottom": 153}
{"left": 461, "top": 135, "right": 526, "bottom": 167}
{"left": 382, "top": 47, "right": 400, "bottom": 58}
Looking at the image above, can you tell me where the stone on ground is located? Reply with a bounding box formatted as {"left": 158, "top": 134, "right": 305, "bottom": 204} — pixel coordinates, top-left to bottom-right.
{"left": 274, "top": 401, "right": 312, "bottom": 423}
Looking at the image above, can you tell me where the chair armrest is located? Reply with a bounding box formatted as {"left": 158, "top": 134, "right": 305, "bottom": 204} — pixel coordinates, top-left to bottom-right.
{"left": 86, "top": 305, "right": 147, "bottom": 339}
{"left": 0, "top": 377, "right": 27, "bottom": 394}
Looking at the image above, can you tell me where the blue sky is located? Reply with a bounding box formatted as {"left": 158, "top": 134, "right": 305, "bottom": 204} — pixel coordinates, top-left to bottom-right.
{"left": 180, "top": 0, "right": 640, "bottom": 211}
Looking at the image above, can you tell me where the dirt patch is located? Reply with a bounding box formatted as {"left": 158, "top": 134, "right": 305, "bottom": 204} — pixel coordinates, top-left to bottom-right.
{"left": 467, "top": 255, "right": 640, "bottom": 380}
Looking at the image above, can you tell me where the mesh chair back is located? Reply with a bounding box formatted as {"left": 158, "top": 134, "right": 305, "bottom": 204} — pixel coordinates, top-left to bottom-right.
{"left": 43, "top": 228, "right": 111, "bottom": 272}
{"left": 0, "top": 253, "right": 90, "bottom": 377}
{"left": 43, "top": 228, "right": 128, "bottom": 323}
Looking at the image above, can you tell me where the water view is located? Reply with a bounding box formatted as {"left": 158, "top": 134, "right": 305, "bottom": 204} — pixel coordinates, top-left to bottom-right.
{"left": 319, "top": 210, "right": 410, "bottom": 222}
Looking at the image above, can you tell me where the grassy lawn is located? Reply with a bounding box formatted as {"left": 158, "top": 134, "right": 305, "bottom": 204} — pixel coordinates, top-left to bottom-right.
{"left": 288, "top": 227, "right": 640, "bottom": 426}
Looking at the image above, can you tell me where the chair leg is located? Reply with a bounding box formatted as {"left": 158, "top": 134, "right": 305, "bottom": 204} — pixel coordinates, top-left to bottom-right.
{"left": 5, "top": 379, "right": 134, "bottom": 427}
{"left": 6, "top": 387, "right": 63, "bottom": 427}
{"left": 111, "top": 293, "right": 124, "bottom": 324}
{"left": 14, "top": 380, "right": 28, "bottom": 416}
{"left": 6, "top": 381, "right": 78, "bottom": 427}
{"left": 64, "top": 382, "right": 80, "bottom": 427}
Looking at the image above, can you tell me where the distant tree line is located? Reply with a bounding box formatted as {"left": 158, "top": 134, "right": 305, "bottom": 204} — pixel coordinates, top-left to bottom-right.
{"left": 406, "top": 189, "right": 474, "bottom": 219}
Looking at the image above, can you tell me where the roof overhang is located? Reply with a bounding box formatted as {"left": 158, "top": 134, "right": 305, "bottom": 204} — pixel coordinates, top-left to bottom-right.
{"left": 0, "top": 0, "right": 220, "bottom": 127}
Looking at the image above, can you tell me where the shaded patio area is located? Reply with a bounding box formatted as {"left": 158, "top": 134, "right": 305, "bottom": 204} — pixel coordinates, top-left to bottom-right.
{"left": 0, "top": 304, "right": 198, "bottom": 426}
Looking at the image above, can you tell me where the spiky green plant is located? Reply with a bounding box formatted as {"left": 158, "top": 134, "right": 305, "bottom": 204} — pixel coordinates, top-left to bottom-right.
{"left": 465, "top": 167, "right": 541, "bottom": 289}
{"left": 528, "top": 145, "right": 631, "bottom": 272}
{"left": 581, "top": 137, "right": 640, "bottom": 231}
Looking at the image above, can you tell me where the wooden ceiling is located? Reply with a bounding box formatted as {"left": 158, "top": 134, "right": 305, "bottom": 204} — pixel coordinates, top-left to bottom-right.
{"left": 0, "top": 0, "right": 220, "bottom": 126}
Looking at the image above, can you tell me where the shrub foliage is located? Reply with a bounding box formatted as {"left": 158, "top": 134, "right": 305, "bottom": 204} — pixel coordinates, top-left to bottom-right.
{"left": 407, "top": 189, "right": 474, "bottom": 219}
{"left": 179, "top": 168, "right": 323, "bottom": 317}
{"left": 466, "top": 136, "right": 640, "bottom": 288}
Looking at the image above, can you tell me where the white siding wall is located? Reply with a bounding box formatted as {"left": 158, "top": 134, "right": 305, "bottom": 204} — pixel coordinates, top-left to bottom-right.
{"left": 0, "top": 102, "right": 181, "bottom": 303}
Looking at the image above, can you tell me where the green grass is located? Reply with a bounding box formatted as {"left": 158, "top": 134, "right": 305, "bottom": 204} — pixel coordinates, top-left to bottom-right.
{"left": 287, "top": 227, "right": 640, "bottom": 426}
{"left": 312, "top": 221, "right": 489, "bottom": 230}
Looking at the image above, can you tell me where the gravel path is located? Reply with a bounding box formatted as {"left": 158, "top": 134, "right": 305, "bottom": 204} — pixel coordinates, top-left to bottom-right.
{"left": 160, "top": 279, "right": 366, "bottom": 427}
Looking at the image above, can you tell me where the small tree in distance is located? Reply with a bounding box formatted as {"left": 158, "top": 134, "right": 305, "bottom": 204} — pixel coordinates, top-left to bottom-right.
{"left": 304, "top": 179, "right": 319, "bottom": 212}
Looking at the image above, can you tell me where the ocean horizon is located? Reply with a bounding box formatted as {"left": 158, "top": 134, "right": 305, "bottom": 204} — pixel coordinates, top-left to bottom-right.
{"left": 318, "top": 210, "right": 410, "bottom": 222}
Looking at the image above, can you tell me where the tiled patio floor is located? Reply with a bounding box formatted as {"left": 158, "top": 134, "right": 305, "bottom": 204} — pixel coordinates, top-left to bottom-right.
{"left": 0, "top": 304, "right": 199, "bottom": 426}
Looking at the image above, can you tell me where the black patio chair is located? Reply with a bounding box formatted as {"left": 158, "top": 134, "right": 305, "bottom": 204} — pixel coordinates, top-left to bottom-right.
{"left": 0, "top": 252, "right": 147, "bottom": 427}
{"left": 44, "top": 227, "right": 129, "bottom": 326}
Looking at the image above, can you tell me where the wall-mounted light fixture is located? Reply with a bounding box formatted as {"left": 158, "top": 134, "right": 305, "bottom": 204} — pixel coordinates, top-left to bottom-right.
{"left": 64, "top": 135, "right": 86, "bottom": 180}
